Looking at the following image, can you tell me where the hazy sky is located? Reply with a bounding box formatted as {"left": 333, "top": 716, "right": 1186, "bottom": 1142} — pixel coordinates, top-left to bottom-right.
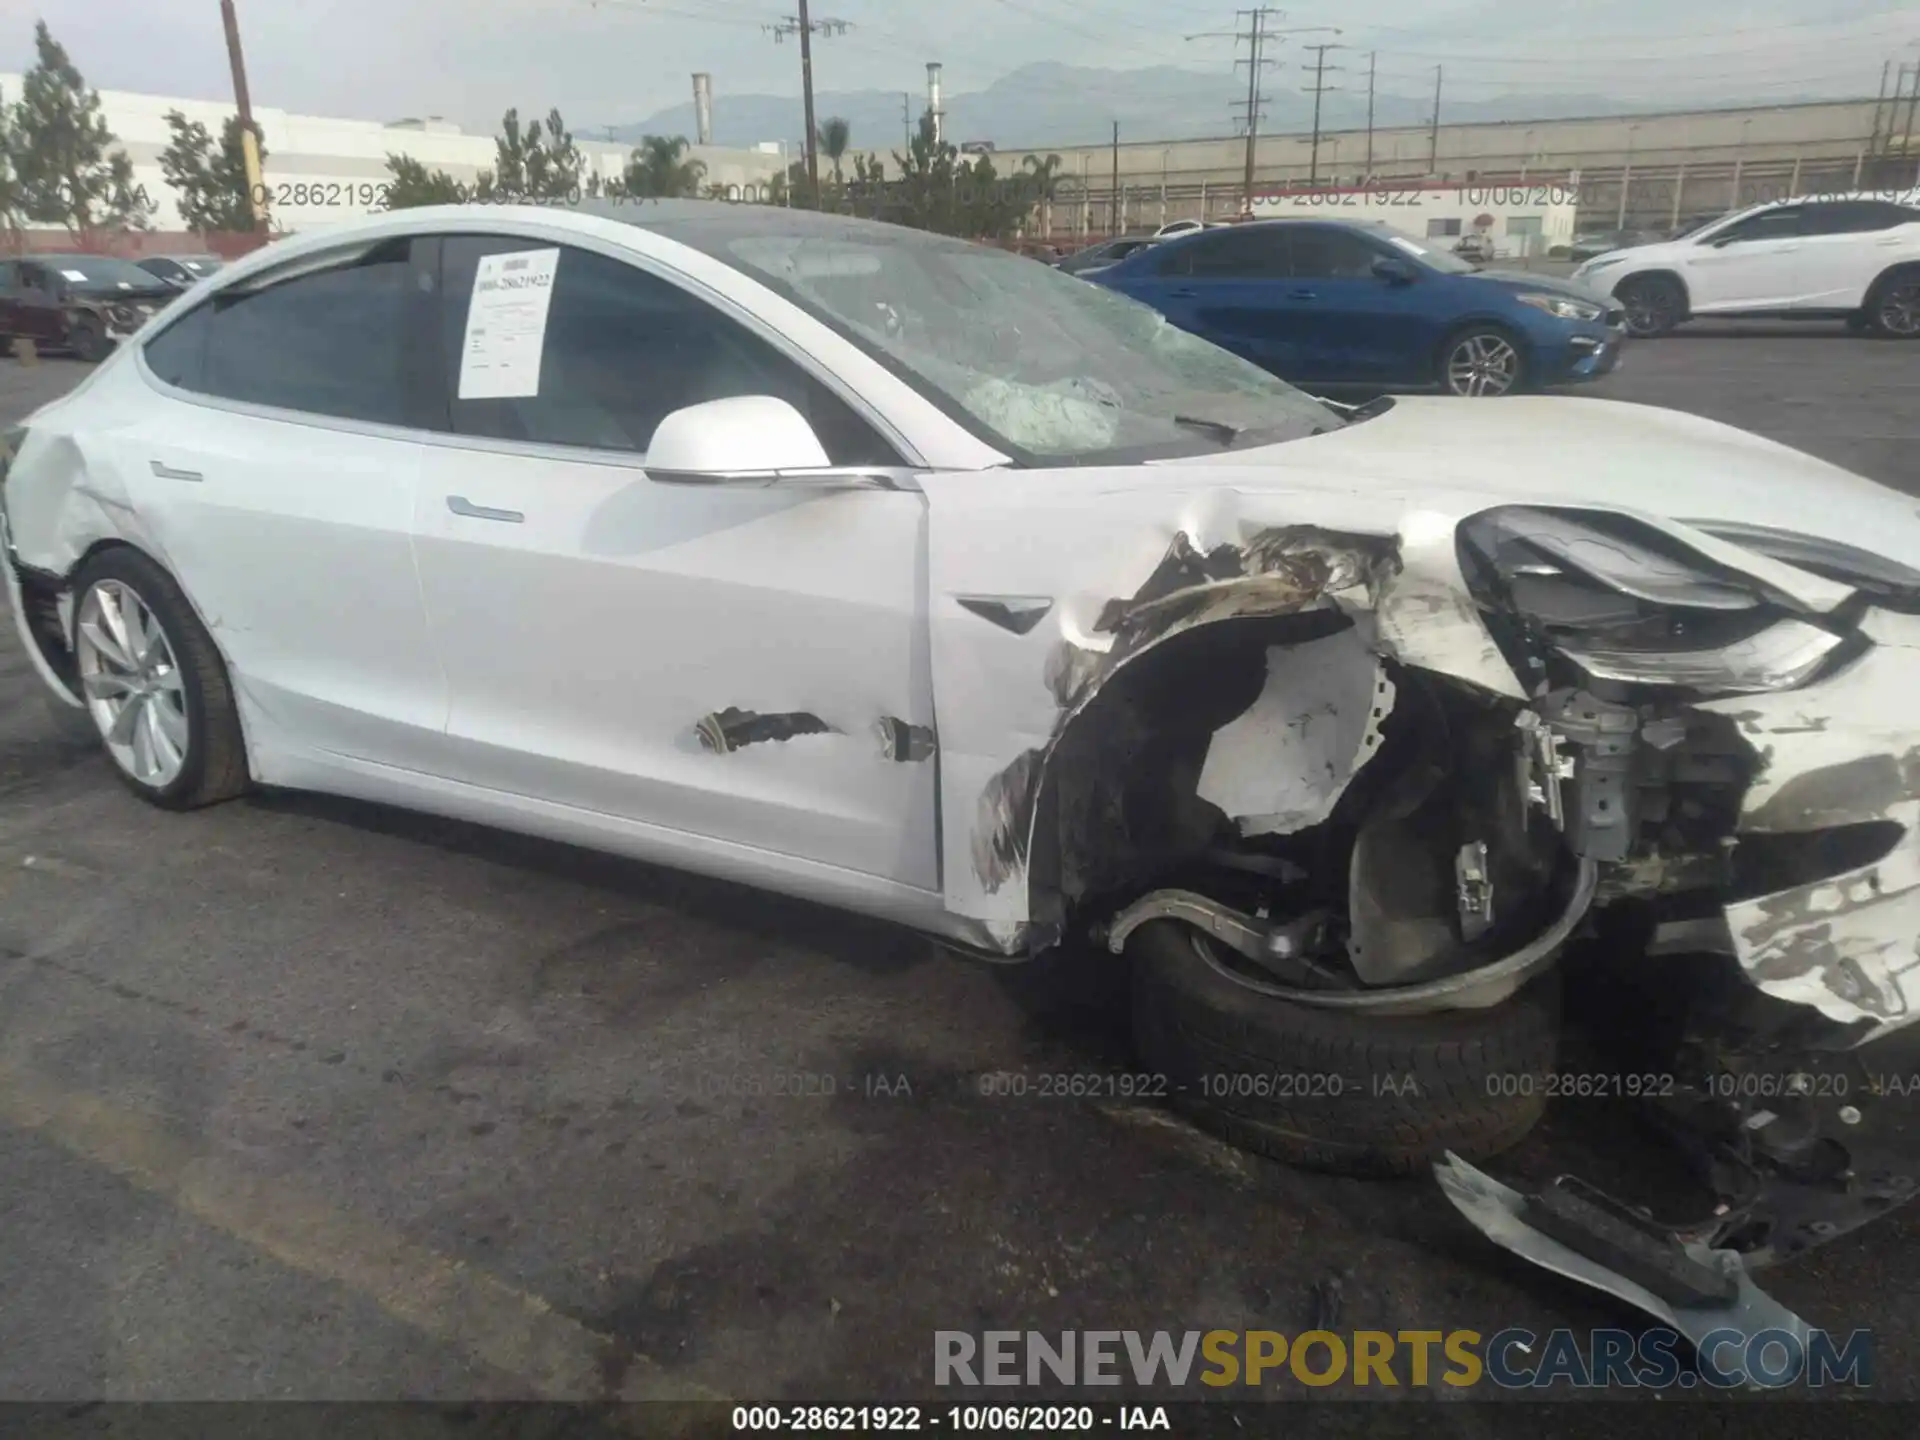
{"left": 1, "top": 0, "right": 1912, "bottom": 129}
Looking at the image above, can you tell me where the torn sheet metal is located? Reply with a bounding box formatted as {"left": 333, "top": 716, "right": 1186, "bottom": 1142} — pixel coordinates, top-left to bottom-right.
{"left": 1435, "top": 1155, "right": 1813, "bottom": 1361}
{"left": 695, "top": 708, "right": 836, "bottom": 753}
{"left": 1372, "top": 510, "right": 1528, "bottom": 702}
{"left": 874, "top": 716, "right": 936, "bottom": 762}
{"left": 918, "top": 472, "right": 1537, "bottom": 940}
{"left": 968, "top": 522, "right": 1397, "bottom": 900}
{"left": 1724, "top": 799, "right": 1920, "bottom": 1038}
{"left": 1195, "top": 627, "right": 1394, "bottom": 837}
{"left": 1698, "top": 609, "right": 1920, "bottom": 833}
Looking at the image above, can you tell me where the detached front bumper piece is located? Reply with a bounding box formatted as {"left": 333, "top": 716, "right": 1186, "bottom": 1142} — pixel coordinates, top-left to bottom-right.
{"left": 1437, "top": 1155, "right": 1814, "bottom": 1351}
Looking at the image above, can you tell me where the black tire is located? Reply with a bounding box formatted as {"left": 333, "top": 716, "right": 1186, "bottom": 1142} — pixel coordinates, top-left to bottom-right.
{"left": 69, "top": 315, "right": 111, "bottom": 364}
{"left": 1616, "top": 274, "right": 1685, "bottom": 338}
{"left": 1436, "top": 324, "right": 1527, "bottom": 397}
{"left": 68, "top": 547, "right": 249, "bottom": 810}
{"left": 1864, "top": 267, "right": 1920, "bottom": 339}
{"left": 1129, "top": 921, "right": 1560, "bottom": 1177}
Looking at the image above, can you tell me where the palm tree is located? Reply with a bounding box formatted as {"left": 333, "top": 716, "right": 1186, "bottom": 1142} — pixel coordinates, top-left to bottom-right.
{"left": 818, "top": 116, "right": 852, "bottom": 186}
{"left": 1023, "top": 152, "right": 1064, "bottom": 237}
{"left": 622, "top": 135, "right": 707, "bottom": 198}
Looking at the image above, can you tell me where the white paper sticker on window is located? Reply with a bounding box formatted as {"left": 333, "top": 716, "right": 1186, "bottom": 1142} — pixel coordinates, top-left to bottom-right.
{"left": 60, "top": 269, "right": 88, "bottom": 282}
{"left": 1388, "top": 236, "right": 1425, "bottom": 255}
{"left": 458, "top": 247, "right": 561, "bottom": 400}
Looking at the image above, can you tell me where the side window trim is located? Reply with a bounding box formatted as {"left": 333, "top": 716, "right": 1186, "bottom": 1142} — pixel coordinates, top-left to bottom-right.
{"left": 420, "top": 227, "right": 922, "bottom": 468}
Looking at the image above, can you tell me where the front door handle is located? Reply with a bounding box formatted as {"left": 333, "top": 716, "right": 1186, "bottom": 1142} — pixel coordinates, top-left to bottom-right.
{"left": 149, "top": 460, "right": 203, "bottom": 482}
{"left": 446, "top": 495, "right": 524, "bottom": 524}
{"left": 1288, "top": 288, "right": 1318, "bottom": 300}
{"left": 1168, "top": 287, "right": 1198, "bottom": 298}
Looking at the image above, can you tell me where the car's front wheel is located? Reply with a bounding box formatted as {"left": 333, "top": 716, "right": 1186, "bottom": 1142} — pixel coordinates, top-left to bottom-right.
{"left": 1438, "top": 326, "right": 1526, "bottom": 396}
{"left": 1865, "top": 267, "right": 1920, "bottom": 339}
{"left": 1128, "top": 920, "right": 1561, "bottom": 1176}
{"left": 1616, "top": 275, "right": 1685, "bottom": 338}
{"left": 70, "top": 547, "right": 250, "bottom": 809}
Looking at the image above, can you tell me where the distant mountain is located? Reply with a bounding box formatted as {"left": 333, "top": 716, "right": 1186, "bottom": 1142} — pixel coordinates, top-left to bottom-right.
{"left": 607, "top": 61, "right": 1691, "bottom": 153}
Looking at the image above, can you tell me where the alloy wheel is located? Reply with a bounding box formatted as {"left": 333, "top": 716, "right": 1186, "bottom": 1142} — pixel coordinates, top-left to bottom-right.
{"left": 1445, "top": 333, "right": 1520, "bottom": 397}
{"left": 74, "top": 579, "right": 190, "bottom": 788}
{"left": 1879, "top": 282, "right": 1920, "bottom": 337}
{"left": 1622, "top": 286, "right": 1675, "bottom": 338}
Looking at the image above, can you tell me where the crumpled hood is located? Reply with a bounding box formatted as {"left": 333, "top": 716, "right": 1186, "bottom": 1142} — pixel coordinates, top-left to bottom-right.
{"left": 1184, "top": 395, "right": 1920, "bottom": 569}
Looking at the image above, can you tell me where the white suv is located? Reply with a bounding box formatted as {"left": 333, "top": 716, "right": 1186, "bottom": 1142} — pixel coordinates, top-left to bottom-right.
{"left": 1570, "top": 190, "right": 1920, "bottom": 338}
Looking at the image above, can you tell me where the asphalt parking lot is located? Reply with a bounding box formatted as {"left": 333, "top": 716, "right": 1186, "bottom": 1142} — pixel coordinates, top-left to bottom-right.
{"left": 3, "top": 328, "right": 1919, "bottom": 1408}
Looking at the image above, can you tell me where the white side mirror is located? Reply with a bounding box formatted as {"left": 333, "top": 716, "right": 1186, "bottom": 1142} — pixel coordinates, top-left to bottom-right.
{"left": 644, "top": 396, "right": 831, "bottom": 483}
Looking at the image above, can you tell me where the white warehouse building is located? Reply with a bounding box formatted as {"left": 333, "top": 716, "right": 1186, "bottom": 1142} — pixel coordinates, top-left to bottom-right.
{"left": 0, "top": 75, "right": 791, "bottom": 233}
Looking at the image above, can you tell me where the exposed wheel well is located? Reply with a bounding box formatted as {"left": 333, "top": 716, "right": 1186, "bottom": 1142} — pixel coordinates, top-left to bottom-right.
{"left": 1019, "top": 611, "right": 1345, "bottom": 932}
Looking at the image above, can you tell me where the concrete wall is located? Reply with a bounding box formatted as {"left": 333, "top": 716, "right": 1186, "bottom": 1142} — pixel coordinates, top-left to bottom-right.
{"left": 853, "top": 97, "right": 1920, "bottom": 238}
{"left": 0, "top": 76, "right": 789, "bottom": 233}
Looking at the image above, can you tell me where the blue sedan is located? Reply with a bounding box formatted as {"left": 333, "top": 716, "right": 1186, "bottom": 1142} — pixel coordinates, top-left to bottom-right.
{"left": 1089, "top": 218, "right": 1625, "bottom": 397}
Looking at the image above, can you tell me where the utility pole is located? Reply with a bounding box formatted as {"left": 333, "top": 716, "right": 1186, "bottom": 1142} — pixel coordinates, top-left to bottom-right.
{"left": 1302, "top": 41, "right": 1347, "bottom": 186}
{"left": 767, "top": 3, "right": 850, "bottom": 199}
{"left": 1905, "top": 55, "right": 1920, "bottom": 177}
{"left": 1188, "top": 13, "right": 1343, "bottom": 213}
{"left": 1428, "top": 64, "right": 1444, "bottom": 174}
{"left": 901, "top": 92, "right": 912, "bottom": 148}
{"left": 1870, "top": 60, "right": 1892, "bottom": 162}
{"left": 218, "top": 0, "right": 266, "bottom": 226}
{"left": 1364, "top": 50, "right": 1376, "bottom": 178}
{"left": 1110, "top": 120, "right": 1121, "bottom": 235}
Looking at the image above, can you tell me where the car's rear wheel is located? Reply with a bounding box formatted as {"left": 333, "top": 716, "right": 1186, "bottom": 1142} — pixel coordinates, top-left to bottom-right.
{"left": 1865, "top": 268, "right": 1920, "bottom": 339}
{"left": 70, "top": 548, "right": 249, "bottom": 810}
{"left": 1438, "top": 326, "right": 1525, "bottom": 397}
{"left": 69, "top": 315, "right": 111, "bottom": 364}
{"left": 1128, "top": 920, "right": 1561, "bottom": 1177}
{"left": 1616, "top": 275, "right": 1685, "bottom": 338}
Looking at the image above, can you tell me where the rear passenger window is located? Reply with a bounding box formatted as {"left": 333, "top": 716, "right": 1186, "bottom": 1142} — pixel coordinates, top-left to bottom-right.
{"left": 435, "top": 236, "right": 898, "bottom": 464}
{"left": 176, "top": 239, "right": 423, "bottom": 426}
{"left": 143, "top": 304, "right": 211, "bottom": 389}
{"left": 1157, "top": 229, "right": 1288, "bottom": 278}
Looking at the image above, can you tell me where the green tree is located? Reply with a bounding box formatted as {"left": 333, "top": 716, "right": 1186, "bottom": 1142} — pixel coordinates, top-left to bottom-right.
{"left": 818, "top": 116, "right": 851, "bottom": 186}
{"left": 0, "top": 89, "right": 20, "bottom": 232}
{"left": 486, "top": 107, "right": 585, "bottom": 201}
{"left": 621, "top": 135, "right": 706, "bottom": 198}
{"left": 382, "top": 153, "right": 471, "bottom": 207}
{"left": 10, "top": 21, "right": 152, "bottom": 231}
{"left": 158, "top": 110, "right": 268, "bottom": 233}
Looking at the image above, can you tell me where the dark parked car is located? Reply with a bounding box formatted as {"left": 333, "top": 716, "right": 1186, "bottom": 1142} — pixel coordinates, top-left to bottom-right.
{"left": 0, "top": 254, "right": 178, "bottom": 362}
{"left": 136, "top": 254, "right": 224, "bottom": 288}
{"left": 1055, "top": 234, "right": 1158, "bottom": 275}
{"left": 1091, "top": 218, "right": 1625, "bottom": 397}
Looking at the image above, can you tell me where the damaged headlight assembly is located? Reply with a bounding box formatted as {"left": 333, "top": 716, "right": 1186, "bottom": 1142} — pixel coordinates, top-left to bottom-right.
{"left": 1459, "top": 506, "right": 1852, "bottom": 696}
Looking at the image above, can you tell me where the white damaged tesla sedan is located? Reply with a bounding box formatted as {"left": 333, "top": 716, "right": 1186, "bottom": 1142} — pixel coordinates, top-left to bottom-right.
{"left": 5, "top": 201, "right": 1920, "bottom": 1335}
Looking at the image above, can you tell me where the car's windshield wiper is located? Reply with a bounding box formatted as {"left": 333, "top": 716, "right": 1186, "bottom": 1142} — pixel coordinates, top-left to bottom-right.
{"left": 1172, "top": 414, "right": 1242, "bottom": 444}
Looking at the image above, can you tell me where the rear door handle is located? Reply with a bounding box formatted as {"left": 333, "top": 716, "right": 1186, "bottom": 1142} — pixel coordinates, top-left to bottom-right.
{"left": 149, "top": 460, "right": 203, "bottom": 482}
{"left": 1168, "top": 287, "right": 1198, "bottom": 298}
{"left": 1288, "top": 288, "right": 1318, "bottom": 300}
{"left": 446, "top": 495, "right": 524, "bottom": 524}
